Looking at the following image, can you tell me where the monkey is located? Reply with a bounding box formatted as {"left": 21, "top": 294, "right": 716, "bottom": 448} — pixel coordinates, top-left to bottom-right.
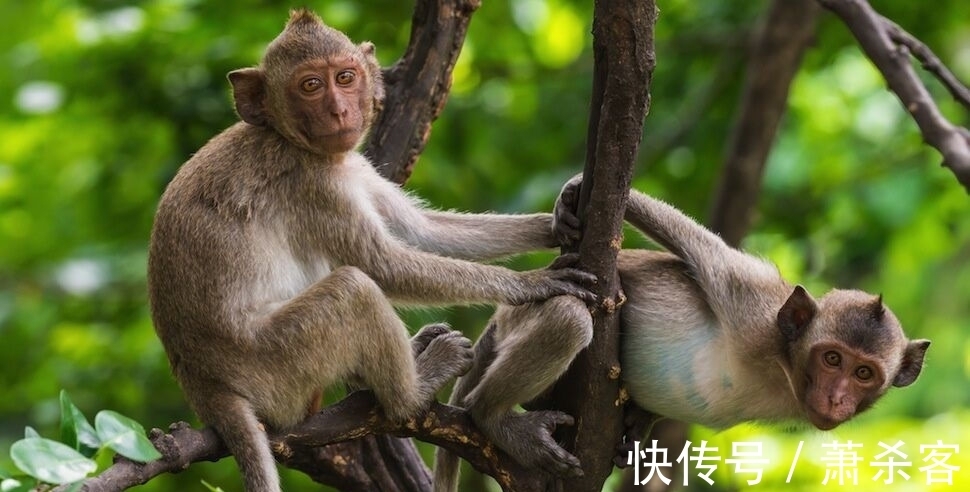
{"left": 433, "top": 174, "right": 930, "bottom": 491}
{"left": 147, "top": 10, "right": 596, "bottom": 492}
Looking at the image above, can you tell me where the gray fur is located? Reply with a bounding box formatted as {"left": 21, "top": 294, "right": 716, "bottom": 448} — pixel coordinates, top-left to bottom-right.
{"left": 434, "top": 175, "right": 929, "bottom": 491}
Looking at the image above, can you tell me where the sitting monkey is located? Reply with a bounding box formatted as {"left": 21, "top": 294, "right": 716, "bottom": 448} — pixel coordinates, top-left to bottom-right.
{"left": 148, "top": 10, "right": 595, "bottom": 492}
{"left": 434, "top": 175, "right": 929, "bottom": 491}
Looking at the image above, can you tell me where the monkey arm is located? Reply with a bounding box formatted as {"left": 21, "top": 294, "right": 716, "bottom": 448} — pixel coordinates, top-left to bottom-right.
{"left": 368, "top": 171, "right": 558, "bottom": 260}
{"left": 323, "top": 204, "right": 592, "bottom": 306}
{"left": 416, "top": 210, "right": 558, "bottom": 260}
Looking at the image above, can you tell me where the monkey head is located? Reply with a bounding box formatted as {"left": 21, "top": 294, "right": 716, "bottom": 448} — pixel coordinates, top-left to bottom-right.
{"left": 227, "top": 9, "right": 385, "bottom": 156}
{"left": 777, "top": 286, "right": 930, "bottom": 430}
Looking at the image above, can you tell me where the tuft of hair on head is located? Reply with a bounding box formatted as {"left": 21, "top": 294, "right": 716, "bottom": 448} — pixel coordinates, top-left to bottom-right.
{"left": 287, "top": 7, "right": 323, "bottom": 26}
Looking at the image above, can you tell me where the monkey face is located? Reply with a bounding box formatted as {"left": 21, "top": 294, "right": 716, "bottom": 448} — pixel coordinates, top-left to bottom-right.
{"left": 801, "top": 342, "right": 887, "bottom": 430}
{"left": 286, "top": 57, "right": 373, "bottom": 154}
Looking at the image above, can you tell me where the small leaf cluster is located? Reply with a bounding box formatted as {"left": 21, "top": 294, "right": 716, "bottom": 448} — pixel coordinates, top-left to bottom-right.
{"left": 2, "top": 391, "right": 161, "bottom": 491}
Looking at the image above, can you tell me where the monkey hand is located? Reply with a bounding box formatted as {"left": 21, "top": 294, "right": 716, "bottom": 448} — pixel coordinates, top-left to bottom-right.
{"left": 511, "top": 267, "right": 597, "bottom": 305}
{"left": 480, "top": 411, "right": 583, "bottom": 477}
{"left": 552, "top": 174, "right": 584, "bottom": 247}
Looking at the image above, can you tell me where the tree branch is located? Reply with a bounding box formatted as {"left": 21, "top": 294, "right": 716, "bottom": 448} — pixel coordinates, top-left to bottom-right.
{"left": 64, "top": 392, "right": 541, "bottom": 492}
{"left": 883, "top": 20, "right": 970, "bottom": 112}
{"left": 546, "top": 1, "right": 657, "bottom": 491}
{"left": 709, "top": 0, "right": 821, "bottom": 246}
{"left": 818, "top": 0, "right": 970, "bottom": 192}
{"left": 364, "top": 0, "right": 481, "bottom": 184}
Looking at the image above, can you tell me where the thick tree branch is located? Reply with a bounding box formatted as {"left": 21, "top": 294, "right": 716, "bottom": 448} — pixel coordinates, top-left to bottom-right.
{"left": 709, "top": 0, "right": 821, "bottom": 246}
{"left": 64, "top": 392, "right": 541, "bottom": 492}
{"left": 818, "top": 0, "right": 970, "bottom": 192}
{"left": 364, "top": 0, "right": 481, "bottom": 184}
{"left": 546, "top": 1, "right": 657, "bottom": 491}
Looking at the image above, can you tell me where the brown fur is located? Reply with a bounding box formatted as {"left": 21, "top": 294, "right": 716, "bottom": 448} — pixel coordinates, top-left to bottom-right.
{"left": 148, "top": 10, "right": 594, "bottom": 492}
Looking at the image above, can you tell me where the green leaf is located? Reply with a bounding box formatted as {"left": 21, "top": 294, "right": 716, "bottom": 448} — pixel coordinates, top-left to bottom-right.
{"left": 23, "top": 427, "right": 39, "bottom": 439}
{"left": 94, "top": 411, "right": 162, "bottom": 463}
{"left": 1, "top": 477, "right": 36, "bottom": 492}
{"left": 9, "top": 438, "right": 97, "bottom": 484}
{"left": 59, "top": 390, "right": 101, "bottom": 456}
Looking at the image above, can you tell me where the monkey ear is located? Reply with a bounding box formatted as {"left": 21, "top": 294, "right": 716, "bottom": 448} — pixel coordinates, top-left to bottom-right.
{"left": 228, "top": 68, "right": 269, "bottom": 126}
{"left": 871, "top": 294, "right": 885, "bottom": 320}
{"left": 892, "top": 339, "right": 930, "bottom": 387}
{"left": 359, "top": 42, "right": 385, "bottom": 110}
{"left": 777, "top": 285, "right": 818, "bottom": 342}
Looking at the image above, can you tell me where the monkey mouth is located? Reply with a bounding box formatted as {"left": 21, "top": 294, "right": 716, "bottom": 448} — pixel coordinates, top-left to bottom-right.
{"left": 806, "top": 407, "right": 841, "bottom": 431}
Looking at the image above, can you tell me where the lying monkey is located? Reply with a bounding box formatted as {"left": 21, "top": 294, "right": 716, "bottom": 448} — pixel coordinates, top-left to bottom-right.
{"left": 434, "top": 175, "right": 930, "bottom": 490}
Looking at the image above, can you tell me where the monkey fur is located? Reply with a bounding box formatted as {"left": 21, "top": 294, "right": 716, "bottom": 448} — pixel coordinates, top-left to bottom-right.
{"left": 148, "top": 10, "right": 594, "bottom": 492}
{"left": 433, "top": 175, "right": 930, "bottom": 491}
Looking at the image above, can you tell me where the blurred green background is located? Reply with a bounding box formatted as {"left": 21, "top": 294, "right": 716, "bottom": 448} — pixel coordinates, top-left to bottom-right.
{"left": 0, "top": 0, "right": 968, "bottom": 490}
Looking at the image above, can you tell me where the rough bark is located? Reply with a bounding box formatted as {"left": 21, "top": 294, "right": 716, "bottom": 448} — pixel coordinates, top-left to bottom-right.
{"left": 544, "top": 1, "right": 657, "bottom": 492}
{"left": 364, "top": 0, "right": 481, "bottom": 184}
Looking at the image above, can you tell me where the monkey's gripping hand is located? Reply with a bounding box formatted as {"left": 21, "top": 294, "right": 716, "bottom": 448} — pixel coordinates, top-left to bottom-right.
{"left": 509, "top": 266, "right": 597, "bottom": 305}
{"left": 552, "top": 173, "right": 584, "bottom": 247}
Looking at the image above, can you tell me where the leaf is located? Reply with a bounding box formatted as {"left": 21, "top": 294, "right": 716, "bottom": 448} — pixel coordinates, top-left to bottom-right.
{"left": 9, "top": 438, "right": 97, "bottom": 484}
{"left": 94, "top": 411, "right": 161, "bottom": 462}
{"left": 1, "top": 477, "right": 36, "bottom": 492}
{"left": 59, "top": 390, "right": 101, "bottom": 456}
{"left": 23, "top": 428, "right": 39, "bottom": 439}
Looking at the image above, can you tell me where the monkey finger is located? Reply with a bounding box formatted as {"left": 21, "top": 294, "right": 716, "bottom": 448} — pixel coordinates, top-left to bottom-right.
{"left": 547, "top": 253, "right": 581, "bottom": 270}
{"left": 541, "top": 411, "right": 575, "bottom": 431}
{"left": 556, "top": 268, "right": 598, "bottom": 287}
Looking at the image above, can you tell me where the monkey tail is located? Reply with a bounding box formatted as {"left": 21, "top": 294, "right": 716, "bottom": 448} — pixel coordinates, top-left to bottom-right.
{"left": 203, "top": 394, "right": 281, "bottom": 492}
{"left": 432, "top": 323, "right": 499, "bottom": 492}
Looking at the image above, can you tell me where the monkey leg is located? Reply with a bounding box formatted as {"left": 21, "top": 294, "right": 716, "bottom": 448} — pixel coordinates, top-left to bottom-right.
{"left": 251, "top": 266, "right": 471, "bottom": 426}
{"left": 464, "top": 296, "right": 592, "bottom": 476}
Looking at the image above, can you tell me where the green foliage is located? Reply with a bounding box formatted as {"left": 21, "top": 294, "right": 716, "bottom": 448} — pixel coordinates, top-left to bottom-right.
{"left": 7, "top": 391, "right": 159, "bottom": 487}
{"left": 0, "top": 0, "right": 967, "bottom": 491}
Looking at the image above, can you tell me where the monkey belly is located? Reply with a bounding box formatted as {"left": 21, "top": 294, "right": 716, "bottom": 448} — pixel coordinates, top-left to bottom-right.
{"left": 621, "top": 323, "right": 743, "bottom": 429}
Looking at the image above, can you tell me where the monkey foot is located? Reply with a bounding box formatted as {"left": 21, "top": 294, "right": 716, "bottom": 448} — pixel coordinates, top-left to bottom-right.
{"left": 482, "top": 411, "right": 583, "bottom": 478}
{"left": 415, "top": 329, "right": 474, "bottom": 392}
{"left": 613, "top": 405, "right": 661, "bottom": 468}
{"left": 411, "top": 323, "right": 453, "bottom": 357}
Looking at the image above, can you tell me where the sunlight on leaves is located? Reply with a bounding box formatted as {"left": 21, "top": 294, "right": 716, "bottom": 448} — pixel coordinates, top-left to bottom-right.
{"left": 532, "top": 3, "right": 585, "bottom": 68}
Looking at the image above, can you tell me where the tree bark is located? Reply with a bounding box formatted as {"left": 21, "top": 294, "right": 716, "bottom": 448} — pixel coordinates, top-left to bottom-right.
{"left": 545, "top": 1, "right": 657, "bottom": 491}
{"left": 365, "top": 0, "right": 481, "bottom": 184}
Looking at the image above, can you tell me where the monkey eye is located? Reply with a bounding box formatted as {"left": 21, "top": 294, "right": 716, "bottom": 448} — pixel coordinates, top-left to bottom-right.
{"left": 301, "top": 77, "right": 323, "bottom": 93}
{"left": 823, "top": 351, "right": 841, "bottom": 367}
{"left": 335, "top": 70, "right": 356, "bottom": 86}
{"left": 855, "top": 366, "right": 873, "bottom": 381}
